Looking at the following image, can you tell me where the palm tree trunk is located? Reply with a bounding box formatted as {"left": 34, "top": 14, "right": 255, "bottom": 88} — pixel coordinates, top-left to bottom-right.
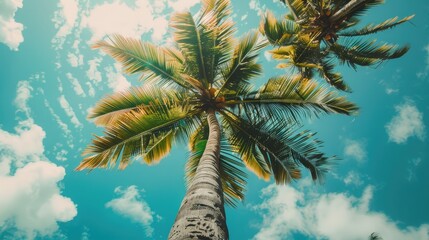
{"left": 168, "top": 110, "right": 228, "bottom": 240}
{"left": 330, "top": 0, "right": 366, "bottom": 22}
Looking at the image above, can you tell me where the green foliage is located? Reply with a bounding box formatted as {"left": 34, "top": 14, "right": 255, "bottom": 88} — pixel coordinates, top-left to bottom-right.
{"left": 261, "top": 0, "right": 413, "bottom": 91}
{"left": 79, "top": 0, "right": 357, "bottom": 206}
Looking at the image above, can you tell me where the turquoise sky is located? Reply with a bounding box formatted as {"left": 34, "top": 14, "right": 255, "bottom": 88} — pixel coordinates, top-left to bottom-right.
{"left": 1, "top": 0, "right": 428, "bottom": 239}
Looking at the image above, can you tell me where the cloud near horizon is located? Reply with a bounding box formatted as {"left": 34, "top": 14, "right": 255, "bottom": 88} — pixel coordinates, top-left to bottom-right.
{"left": 252, "top": 183, "right": 429, "bottom": 240}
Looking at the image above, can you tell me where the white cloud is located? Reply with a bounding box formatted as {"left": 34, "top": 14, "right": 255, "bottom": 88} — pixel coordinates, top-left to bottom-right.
{"left": 66, "top": 73, "right": 86, "bottom": 97}
{"left": 0, "top": 123, "right": 45, "bottom": 163}
{"left": 85, "top": 82, "right": 95, "bottom": 97}
{"left": 344, "top": 139, "right": 366, "bottom": 162}
{"left": 105, "top": 63, "right": 131, "bottom": 92}
{"left": 87, "top": 57, "right": 103, "bottom": 85}
{"left": 407, "top": 157, "right": 422, "bottom": 182}
{"left": 106, "top": 186, "right": 157, "bottom": 237}
{"left": 386, "top": 101, "right": 425, "bottom": 144}
{"left": 0, "top": 81, "right": 77, "bottom": 239}
{"left": 14, "top": 81, "right": 32, "bottom": 118}
{"left": 417, "top": 44, "right": 429, "bottom": 79}
{"left": 43, "top": 99, "right": 74, "bottom": 149}
{"left": 52, "top": 0, "right": 79, "bottom": 49}
{"left": 253, "top": 184, "right": 429, "bottom": 240}
{"left": 81, "top": 0, "right": 169, "bottom": 43}
{"left": 59, "top": 95, "right": 82, "bottom": 128}
{"left": 168, "top": 0, "right": 199, "bottom": 11}
{"left": 344, "top": 171, "right": 363, "bottom": 186}
{"left": 0, "top": 162, "right": 77, "bottom": 239}
{"left": 263, "top": 51, "right": 272, "bottom": 62}
{"left": 0, "top": 0, "right": 24, "bottom": 50}
{"left": 249, "top": 0, "right": 266, "bottom": 16}
{"left": 67, "top": 52, "right": 84, "bottom": 67}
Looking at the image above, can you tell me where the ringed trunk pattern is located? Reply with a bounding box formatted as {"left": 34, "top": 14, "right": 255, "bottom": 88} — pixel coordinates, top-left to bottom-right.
{"left": 168, "top": 110, "right": 228, "bottom": 240}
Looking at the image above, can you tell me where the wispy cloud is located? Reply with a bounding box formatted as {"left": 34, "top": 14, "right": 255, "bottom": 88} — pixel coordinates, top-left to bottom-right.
{"left": 252, "top": 184, "right": 429, "bottom": 240}
{"left": 344, "top": 139, "right": 366, "bottom": 162}
{"left": 66, "top": 73, "right": 86, "bottom": 97}
{"left": 58, "top": 95, "right": 82, "bottom": 128}
{"left": 386, "top": 101, "right": 425, "bottom": 144}
{"left": 106, "top": 186, "right": 159, "bottom": 237}
{"left": 344, "top": 171, "right": 364, "bottom": 186}
{"left": 417, "top": 44, "right": 429, "bottom": 79}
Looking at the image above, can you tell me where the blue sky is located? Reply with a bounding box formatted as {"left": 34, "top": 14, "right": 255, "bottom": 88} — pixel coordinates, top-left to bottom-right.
{"left": 0, "top": 0, "right": 428, "bottom": 239}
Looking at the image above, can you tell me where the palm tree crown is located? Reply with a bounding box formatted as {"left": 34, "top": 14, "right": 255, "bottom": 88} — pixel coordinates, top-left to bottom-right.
{"left": 76, "top": 0, "right": 357, "bottom": 206}
{"left": 260, "top": 0, "right": 414, "bottom": 91}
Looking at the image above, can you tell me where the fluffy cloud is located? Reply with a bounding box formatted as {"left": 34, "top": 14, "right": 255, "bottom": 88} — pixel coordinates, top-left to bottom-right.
{"left": 105, "top": 63, "right": 131, "bottom": 92}
{"left": 0, "top": 81, "right": 77, "bottom": 239}
{"left": 0, "top": 162, "right": 77, "bottom": 239}
{"left": 168, "top": 0, "right": 200, "bottom": 11}
{"left": 253, "top": 184, "right": 429, "bottom": 240}
{"left": 0, "top": 0, "right": 24, "bottom": 50}
{"left": 106, "top": 186, "right": 158, "bottom": 237}
{"left": 344, "top": 139, "right": 366, "bottom": 162}
{"left": 81, "top": 0, "right": 169, "bottom": 43}
{"left": 385, "top": 101, "right": 425, "bottom": 144}
{"left": 51, "top": 0, "right": 78, "bottom": 49}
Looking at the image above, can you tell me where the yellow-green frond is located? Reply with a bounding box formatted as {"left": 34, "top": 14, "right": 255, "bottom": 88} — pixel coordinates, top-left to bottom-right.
{"left": 93, "top": 35, "right": 188, "bottom": 88}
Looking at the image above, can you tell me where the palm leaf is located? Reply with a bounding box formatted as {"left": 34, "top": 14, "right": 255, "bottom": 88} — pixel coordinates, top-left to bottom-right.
{"left": 331, "top": 39, "right": 410, "bottom": 69}
{"left": 260, "top": 11, "right": 300, "bottom": 46}
{"left": 217, "top": 31, "right": 267, "bottom": 96}
{"left": 88, "top": 85, "right": 188, "bottom": 126}
{"left": 93, "top": 35, "right": 189, "bottom": 89}
{"left": 225, "top": 75, "right": 358, "bottom": 123}
{"left": 171, "top": 11, "right": 216, "bottom": 86}
{"left": 77, "top": 104, "right": 201, "bottom": 170}
{"left": 339, "top": 15, "right": 414, "bottom": 37}
{"left": 222, "top": 111, "right": 332, "bottom": 183}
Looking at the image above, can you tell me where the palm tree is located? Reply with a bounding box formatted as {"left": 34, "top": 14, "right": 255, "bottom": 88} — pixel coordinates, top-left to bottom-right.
{"left": 260, "top": 0, "right": 413, "bottom": 91}
{"left": 76, "top": 0, "right": 357, "bottom": 239}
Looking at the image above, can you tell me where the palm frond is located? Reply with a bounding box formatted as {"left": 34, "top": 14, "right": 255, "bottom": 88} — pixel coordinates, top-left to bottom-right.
{"left": 217, "top": 31, "right": 267, "bottom": 96}
{"left": 77, "top": 104, "right": 201, "bottom": 170}
{"left": 222, "top": 111, "right": 333, "bottom": 183}
{"left": 225, "top": 75, "right": 358, "bottom": 123}
{"left": 88, "top": 85, "right": 189, "bottom": 126}
{"left": 318, "top": 60, "right": 351, "bottom": 92}
{"left": 93, "top": 35, "right": 189, "bottom": 89}
{"left": 331, "top": 39, "right": 410, "bottom": 69}
{"left": 260, "top": 11, "right": 300, "bottom": 46}
{"left": 330, "top": 0, "right": 384, "bottom": 22}
{"left": 186, "top": 124, "right": 247, "bottom": 207}
{"left": 171, "top": 11, "right": 216, "bottom": 86}
{"left": 339, "top": 15, "right": 414, "bottom": 37}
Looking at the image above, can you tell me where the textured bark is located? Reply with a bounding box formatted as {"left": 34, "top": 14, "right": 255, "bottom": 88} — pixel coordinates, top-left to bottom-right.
{"left": 330, "top": 0, "right": 366, "bottom": 22}
{"left": 169, "top": 110, "right": 228, "bottom": 240}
